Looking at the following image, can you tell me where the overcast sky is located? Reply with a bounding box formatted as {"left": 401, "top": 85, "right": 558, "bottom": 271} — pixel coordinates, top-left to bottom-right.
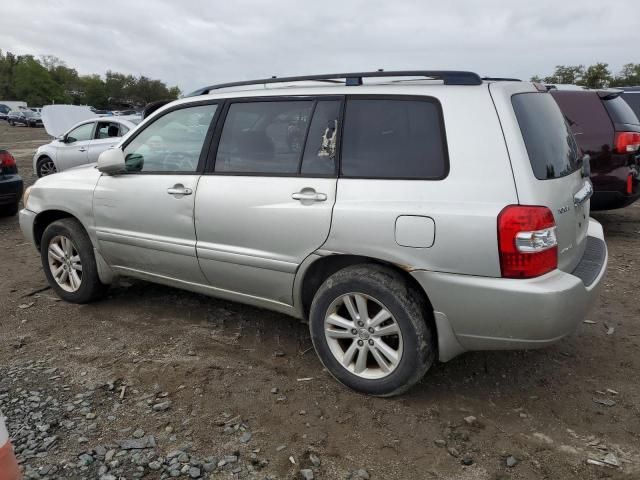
{"left": 1, "top": 0, "right": 637, "bottom": 94}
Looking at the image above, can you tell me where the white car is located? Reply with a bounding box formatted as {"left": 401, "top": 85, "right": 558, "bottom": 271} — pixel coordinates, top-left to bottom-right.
{"left": 33, "top": 117, "right": 140, "bottom": 177}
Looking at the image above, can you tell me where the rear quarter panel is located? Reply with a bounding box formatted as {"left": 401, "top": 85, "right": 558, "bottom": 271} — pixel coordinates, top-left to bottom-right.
{"left": 323, "top": 85, "right": 518, "bottom": 277}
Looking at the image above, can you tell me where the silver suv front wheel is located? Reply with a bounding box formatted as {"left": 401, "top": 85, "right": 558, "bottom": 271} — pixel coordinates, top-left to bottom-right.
{"left": 47, "top": 235, "right": 83, "bottom": 292}
{"left": 310, "top": 264, "right": 435, "bottom": 396}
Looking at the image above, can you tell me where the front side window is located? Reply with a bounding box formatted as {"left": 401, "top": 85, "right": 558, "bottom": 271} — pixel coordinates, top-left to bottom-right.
{"left": 123, "top": 104, "right": 217, "bottom": 173}
{"left": 341, "top": 99, "right": 448, "bottom": 179}
{"left": 95, "top": 122, "right": 122, "bottom": 139}
{"left": 66, "top": 123, "right": 94, "bottom": 143}
{"left": 215, "top": 101, "right": 313, "bottom": 174}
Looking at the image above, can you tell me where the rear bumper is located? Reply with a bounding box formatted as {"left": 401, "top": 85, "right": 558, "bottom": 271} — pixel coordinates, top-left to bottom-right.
{"left": 0, "top": 175, "right": 23, "bottom": 206}
{"left": 591, "top": 190, "right": 640, "bottom": 210}
{"left": 412, "top": 218, "right": 608, "bottom": 362}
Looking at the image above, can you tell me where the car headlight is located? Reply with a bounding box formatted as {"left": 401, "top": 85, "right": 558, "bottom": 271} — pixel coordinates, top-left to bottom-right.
{"left": 23, "top": 186, "right": 32, "bottom": 209}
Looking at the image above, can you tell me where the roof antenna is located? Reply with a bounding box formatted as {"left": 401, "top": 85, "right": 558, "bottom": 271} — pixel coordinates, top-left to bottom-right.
{"left": 377, "top": 68, "right": 384, "bottom": 72}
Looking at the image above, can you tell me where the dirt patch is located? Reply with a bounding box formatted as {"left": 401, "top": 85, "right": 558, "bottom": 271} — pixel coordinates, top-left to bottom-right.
{"left": 1, "top": 122, "right": 639, "bottom": 479}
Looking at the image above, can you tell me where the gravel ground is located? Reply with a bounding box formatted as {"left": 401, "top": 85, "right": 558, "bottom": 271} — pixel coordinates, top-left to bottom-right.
{"left": 1, "top": 122, "right": 639, "bottom": 479}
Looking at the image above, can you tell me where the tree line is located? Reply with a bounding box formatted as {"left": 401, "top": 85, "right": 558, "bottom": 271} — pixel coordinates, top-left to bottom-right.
{"left": 531, "top": 63, "right": 640, "bottom": 88}
{"left": 0, "top": 51, "right": 181, "bottom": 108}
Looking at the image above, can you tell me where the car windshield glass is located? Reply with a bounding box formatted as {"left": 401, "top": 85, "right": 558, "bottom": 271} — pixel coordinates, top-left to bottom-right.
{"left": 22, "top": 111, "right": 36, "bottom": 118}
{"left": 512, "top": 92, "right": 580, "bottom": 180}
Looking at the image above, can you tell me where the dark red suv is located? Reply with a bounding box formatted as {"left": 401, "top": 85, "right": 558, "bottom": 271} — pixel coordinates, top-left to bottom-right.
{"left": 550, "top": 89, "right": 640, "bottom": 210}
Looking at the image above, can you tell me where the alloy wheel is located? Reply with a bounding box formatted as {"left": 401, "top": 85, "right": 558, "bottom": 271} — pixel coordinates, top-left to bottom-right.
{"left": 324, "top": 293, "right": 403, "bottom": 379}
{"left": 47, "top": 235, "right": 82, "bottom": 292}
{"left": 39, "top": 160, "right": 56, "bottom": 176}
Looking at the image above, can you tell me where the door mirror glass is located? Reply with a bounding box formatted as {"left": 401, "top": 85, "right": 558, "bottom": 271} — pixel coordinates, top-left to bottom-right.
{"left": 97, "top": 148, "right": 126, "bottom": 174}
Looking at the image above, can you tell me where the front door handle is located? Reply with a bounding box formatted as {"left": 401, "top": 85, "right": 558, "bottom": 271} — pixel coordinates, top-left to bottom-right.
{"left": 292, "top": 189, "right": 327, "bottom": 202}
{"left": 167, "top": 184, "right": 193, "bottom": 196}
{"left": 78, "top": 148, "right": 87, "bottom": 152}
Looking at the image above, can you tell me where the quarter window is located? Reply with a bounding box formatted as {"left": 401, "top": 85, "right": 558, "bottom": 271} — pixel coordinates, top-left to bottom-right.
{"left": 215, "top": 101, "right": 313, "bottom": 174}
{"left": 341, "top": 99, "right": 448, "bottom": 179}
{"left": 66, "top": 123, "right": 94, "bottom": 143}
{"left": 123, "top": 104, "right": 217, "bottom": 173}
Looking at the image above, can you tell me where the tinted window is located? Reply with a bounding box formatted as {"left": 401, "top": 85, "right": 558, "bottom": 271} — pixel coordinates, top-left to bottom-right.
{"left": 513, "top": 93, "right": 580, "bottom": 180}
{"left": 216, "top": 101, "right": 313, "bottom": 174}
{"left": 603, "top": 96, "right": 640, "bottom": 126}
{"left": 123, "top": 104, "right": 216, "bottom": 173}
{"left": 550, "top": 91, "right": 613, "bottom": 153}
{"left": 95, "top": 122, "right": 122, "bottom": 139}
{"left": 621, "top": 93, "right": 640, "bottom": 119}
{"left": 120, "top": 124, "right": 130, "bottom": 135}
{"left": 66, "top": 123, "right": 94, "bottom": 143}
{"left": 341, "top": 99, "right": 447, "bottom": 179}
{"left": 301, "top": 100, "right": 341, "bottom": 175}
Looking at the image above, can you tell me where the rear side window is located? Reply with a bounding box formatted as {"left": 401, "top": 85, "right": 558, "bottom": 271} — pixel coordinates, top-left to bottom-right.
{"left": 512, "top": 93, "right": 580, "bottom": 180}
{"left": 603, "top": 96, "right": 640, "bottom": 126}
{"left": 341, "top": 99, "right": 447, "bottom": 179}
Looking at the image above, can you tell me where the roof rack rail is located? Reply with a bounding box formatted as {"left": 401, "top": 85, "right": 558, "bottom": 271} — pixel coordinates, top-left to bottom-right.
{"left": 481, "top": 77, "right": 522, "bottom": 82}
{"left": 187, "top": 70, "right": 482, "bottom": 96}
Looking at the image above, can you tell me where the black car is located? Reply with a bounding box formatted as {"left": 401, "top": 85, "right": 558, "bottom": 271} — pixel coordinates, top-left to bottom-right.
{"left": 550, "top": 88, "right": 640, "bottom": 210}
{"left": 7, "top": 110, "right": 43, "bottom": 127}
{"left": 0, "top": 150, "right": 23, "bottom": 216}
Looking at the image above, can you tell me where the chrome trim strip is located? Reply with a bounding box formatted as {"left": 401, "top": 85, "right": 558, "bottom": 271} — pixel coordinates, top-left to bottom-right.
{"left": 95, "top": 229, "right": 196, "bottom": 257}
{"left": 196, "top": 243, "right": 297, "bottom": 273}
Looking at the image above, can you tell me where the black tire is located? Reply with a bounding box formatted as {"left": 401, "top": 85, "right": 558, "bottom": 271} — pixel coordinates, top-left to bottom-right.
{"left": 0, "top": 202, "right": 19, "bottom": 217}
{"left": 36, "top": 156, "right": 56, "bottom": 177}
{"left": 40, "top": 218, "right": 108, "bottom": 303}
{"left": 8, "top": 120, "right": 14, "bottom": 126}
{"left": 309, "top": 264, "right": 436, "bottom": 396}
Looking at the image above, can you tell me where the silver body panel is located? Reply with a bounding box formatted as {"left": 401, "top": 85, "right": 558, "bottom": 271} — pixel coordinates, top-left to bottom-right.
{"left": 20, "top": 80, "right": 608, "bottom": 362}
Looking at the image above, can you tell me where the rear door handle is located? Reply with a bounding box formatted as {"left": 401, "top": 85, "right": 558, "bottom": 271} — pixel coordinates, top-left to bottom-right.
{"left": 292, "top": 190, "right": 327, "bottom": 202}
{"left": 574, "top": 181, "right": 593, "bottom": 207}
{"left": 167, "top": 185, "right": 193, "bottom": 196}
{"left": 78, "top": 148, "right": 87, "bottom": 152}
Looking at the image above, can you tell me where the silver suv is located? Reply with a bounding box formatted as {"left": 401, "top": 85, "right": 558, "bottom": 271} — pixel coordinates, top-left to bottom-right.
{"left": 19, "top": 71, "right": 608, "bottom": 396}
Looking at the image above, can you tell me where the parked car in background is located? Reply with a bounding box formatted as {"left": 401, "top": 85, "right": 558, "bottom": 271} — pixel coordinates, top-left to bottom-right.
{"left": 7, "top": 110, "right": 43, "bottom": 127}
{"left": 0, "top": 413, "right": 20, "bottom": 480}
{"left": 620, "top": 86, "right": 640, "bottom": 119}
{"left": 33, "top": 117, "right": 140, "bottom": 177}
{"left": 30, "top": 107, "right": 43, "bottom": 114}
{"left": 0, "top": 104, "right": 10, "bottom": 120}
{"left": 0, "top": 149, "right": 23, "bottom": 216}
{"left": 19, "top": 71, "right": 607, "bottom": 396}
{"left": 550, "top": 88, "right": 640, "bottom": 210}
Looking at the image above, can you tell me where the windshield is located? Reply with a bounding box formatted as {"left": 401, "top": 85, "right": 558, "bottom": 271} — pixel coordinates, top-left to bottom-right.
{"left": 512, "top": 92, "right": 581, "bottom": 180}
{"left": 23, "top": 111, "right": 37, "bottom": 118}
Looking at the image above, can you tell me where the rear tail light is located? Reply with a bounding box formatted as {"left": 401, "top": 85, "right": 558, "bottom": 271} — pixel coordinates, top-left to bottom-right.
{"left": 614, "top": 132, "right": 640, "bottom": 153}
{"left": 498, "top": 205, "right": 558, "bottom": 279}
{"left": 0, "top": 151, "right": 16, "bottom": 168}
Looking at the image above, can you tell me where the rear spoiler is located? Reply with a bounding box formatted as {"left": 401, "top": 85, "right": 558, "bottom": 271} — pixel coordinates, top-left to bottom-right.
{"left": 597, "top": 89, "right": 623, "bottom": 100}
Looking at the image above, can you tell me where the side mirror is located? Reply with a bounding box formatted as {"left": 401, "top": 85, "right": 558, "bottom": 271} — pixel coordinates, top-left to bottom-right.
{"left": 57, "top": 135, "right": 66, "bottom": 143}
{"left": 97, "top": 148, "right": 126, "bottom": 174}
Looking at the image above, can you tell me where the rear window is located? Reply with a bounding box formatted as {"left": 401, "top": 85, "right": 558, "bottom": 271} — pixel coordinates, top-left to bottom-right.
{"left": 621, "top": 93, "right": 640, "bottom": 119}
{"left": 603, "top": 95, "right": 640, "bottom": 126}
{"left": 512, "top": 93, "right": 580, "bottom": 180}
{"left": 341, "top": 98, "right": 448, "bottom": 179}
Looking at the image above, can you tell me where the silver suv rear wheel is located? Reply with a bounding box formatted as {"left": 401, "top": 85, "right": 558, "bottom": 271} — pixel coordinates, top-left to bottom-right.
{"left": 324, "top": 293, "right": 403, "bottom": 379}
{"left": 310, "top": 264, "right": 435, "bottom": 396}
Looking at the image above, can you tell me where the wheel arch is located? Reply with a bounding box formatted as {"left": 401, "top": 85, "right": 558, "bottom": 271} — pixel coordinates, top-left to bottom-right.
{"left": 296, "top": 253, "right": 437, "bottom": 338}
{"left": 33, "top": 209, "right": 81, "bottom": 249}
